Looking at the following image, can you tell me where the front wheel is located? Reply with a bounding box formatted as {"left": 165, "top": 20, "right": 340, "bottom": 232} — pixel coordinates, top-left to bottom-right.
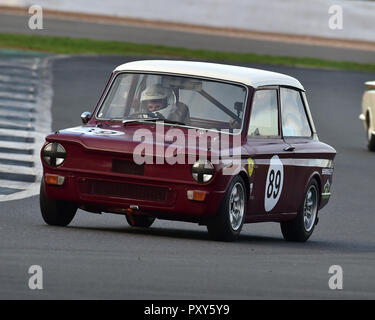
{"left": 207, "top": 176, "right": 246, "bottom": 242}
{"left": 280, "top": 179, "right": 319, "bottom": 242}
{"left": 40, "top": 181, "right": 77, "bottom": 226}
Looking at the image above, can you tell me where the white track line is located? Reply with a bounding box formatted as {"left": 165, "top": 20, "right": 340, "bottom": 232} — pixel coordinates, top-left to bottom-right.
{"left": 0, "top": 140, "right": 34, "bottom": 150}
{"left": 0, "top": 91, "right": 35, "bottom": 101}
{"left": 0, "top": 128, "right": 35, "bottom": 138}
{"left": 0, "top": 99, "right": 35, "bottom": 109}
{"left": 0, "top": 74, "right": 38, "bottom": 85}
{"left": 0, "top": 163, "right": 36, "bottom": 176}
{"left": 0, "top": 68, "right": 38, "bottom": 77}
{"left": 0, "top": 83, "right": 36, "bottom": 93}
{"left": 0, "top": 120, "right": 35, "bottom": 129}
{"left": 0, "top": 152, "right": 34, "bottom": 162}
{"left": 0, "top": 56, "right": 53, "bottom": 202}
{"left": 0, "top": 110, "right": 34, "bottom": 120}
{"left": 0, "top": 180, "right": 33, "bottom": 190}
{"left": 0, "top": 62, "right": 38, "bottom": 70}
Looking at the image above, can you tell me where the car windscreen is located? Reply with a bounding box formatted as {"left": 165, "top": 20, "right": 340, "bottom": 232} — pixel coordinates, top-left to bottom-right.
{"left": 96, "top": 73, "right": 248, "bottom": 132}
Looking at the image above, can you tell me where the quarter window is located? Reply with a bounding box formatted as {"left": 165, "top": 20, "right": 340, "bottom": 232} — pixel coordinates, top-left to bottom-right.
{"left": 248, "top": 89, "right": 279, "bottom": 137}
{"left": 280, "top": 88, "right": 312, "bottom": 137}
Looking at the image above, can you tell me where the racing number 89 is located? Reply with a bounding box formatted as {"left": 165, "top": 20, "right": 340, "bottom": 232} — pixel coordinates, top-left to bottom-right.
{"left": 267, "top": 169, "right": 281, "bottom": 199}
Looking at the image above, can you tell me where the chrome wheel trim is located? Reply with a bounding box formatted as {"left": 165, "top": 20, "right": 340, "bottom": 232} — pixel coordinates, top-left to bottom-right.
{"left": 303, "top": 185, "right": 318, "bottom": 232}
{"left": 229, "top": 182, "right": 245, "bottom": 231}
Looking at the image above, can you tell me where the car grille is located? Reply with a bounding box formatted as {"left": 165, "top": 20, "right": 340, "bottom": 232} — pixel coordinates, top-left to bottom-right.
{"left": 79, "top": 179, "right": 168, "bottom": 202}
{"left": 112, "top": 159, "right": 144, "bottom": 175}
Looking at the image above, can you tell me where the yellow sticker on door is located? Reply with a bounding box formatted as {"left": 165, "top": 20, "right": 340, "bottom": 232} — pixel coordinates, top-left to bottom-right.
{"left": 247, "top": 158, "right": 255, "bottom": 177}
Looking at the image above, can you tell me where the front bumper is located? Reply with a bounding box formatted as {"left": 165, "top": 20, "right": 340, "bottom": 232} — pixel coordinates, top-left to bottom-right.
{"left": 43, "top": 169, "right": 226, "bottom": 221}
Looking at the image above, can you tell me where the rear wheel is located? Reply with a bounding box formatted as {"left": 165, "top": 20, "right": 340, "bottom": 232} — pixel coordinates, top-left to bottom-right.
{"left": 126, "top": 215, "right": 155, "bottom": 228}
{"left": 280, "top": 179, "right": 319, "bottom": 242}
{"left": 40, "top": 181, "right": 77, "bottom": 226}
{"left": 207, "top": 176, "right": 246, "bottom": 242}
{"left": 366, "top": 114, "right": 375, "bottom": 151}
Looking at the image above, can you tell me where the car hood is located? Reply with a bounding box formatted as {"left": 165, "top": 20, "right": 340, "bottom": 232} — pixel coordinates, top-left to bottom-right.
{"left": 45, "top": 124, "right": 244, "bottom": 160}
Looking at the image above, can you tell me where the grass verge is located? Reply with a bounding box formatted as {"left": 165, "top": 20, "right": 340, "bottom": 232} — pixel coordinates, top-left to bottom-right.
{"left": 0, "top": 33, "right": 375, "bottom": 72}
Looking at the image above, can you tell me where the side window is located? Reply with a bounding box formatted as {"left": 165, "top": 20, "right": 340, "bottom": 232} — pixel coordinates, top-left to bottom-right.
{"left": 248, "top": 89, "right": 279, "bottom": 137}
{"left": 280, "top": 88, "right": 312, "bottom": 137}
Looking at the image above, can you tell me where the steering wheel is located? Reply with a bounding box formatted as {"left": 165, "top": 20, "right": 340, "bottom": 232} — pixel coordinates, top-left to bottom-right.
{"left": 125, "top": 111, "right": 165, "bottom": 120}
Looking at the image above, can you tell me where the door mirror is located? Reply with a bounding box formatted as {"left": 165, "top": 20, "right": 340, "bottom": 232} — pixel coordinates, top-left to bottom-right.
{"left": 80, "top": 111, "right": 92, "bottom": 124}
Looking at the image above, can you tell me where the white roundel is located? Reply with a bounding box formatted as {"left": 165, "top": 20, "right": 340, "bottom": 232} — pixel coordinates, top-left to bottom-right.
{"left": 264, "top": 155, "right": 284, "bottom": 212}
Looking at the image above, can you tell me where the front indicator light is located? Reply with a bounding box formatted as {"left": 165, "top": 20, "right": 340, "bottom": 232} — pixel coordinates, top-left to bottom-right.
{"left": 45, "top": 174, "right": 65, "bottom": 186}
{"left": 187, "top": 190, "right": 207, "bottom": 202}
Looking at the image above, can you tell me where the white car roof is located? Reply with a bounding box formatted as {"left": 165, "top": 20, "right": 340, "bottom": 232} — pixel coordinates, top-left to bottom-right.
{"left": 114, "top": 60, "right": 304, "bottom": 90}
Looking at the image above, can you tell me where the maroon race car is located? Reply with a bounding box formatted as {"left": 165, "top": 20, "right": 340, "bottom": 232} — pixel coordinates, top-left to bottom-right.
{"left": 40, "top": 60, "right": 336, "bottom": 242}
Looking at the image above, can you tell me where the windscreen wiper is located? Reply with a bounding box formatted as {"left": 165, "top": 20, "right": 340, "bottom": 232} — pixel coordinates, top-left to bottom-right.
{"left": 122, "top": 118, "right": 185, "bottom": 126}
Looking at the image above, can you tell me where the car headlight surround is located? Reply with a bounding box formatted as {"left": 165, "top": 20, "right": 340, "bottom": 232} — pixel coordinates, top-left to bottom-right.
{"left": 42, "top": 142, "right": 66, "bottom": 167}
{"left": 191, "top": 160, "right": 215, "bottom": 183}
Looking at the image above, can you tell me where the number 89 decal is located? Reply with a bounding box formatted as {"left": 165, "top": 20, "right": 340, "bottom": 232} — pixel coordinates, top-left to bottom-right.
{"left": 264, "top": 155, "right": 284, "bottom": 212}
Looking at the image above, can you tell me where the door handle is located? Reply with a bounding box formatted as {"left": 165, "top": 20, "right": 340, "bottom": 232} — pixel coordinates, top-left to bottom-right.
{"left": 284, "top": 145, "right": 295, "bottom": 152}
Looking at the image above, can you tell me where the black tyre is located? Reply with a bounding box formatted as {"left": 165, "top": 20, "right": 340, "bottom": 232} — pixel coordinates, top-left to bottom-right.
{"left": 126, "top": 215, "right": 155, "bottom": 228}
{"left": 40, "top": 181, "right": 77, "bottom": 226}
{"left": 280, "top": 179, "right": 319, "bottom": 242}
{"left": 366, "top": 115, "right": 375, "bottom": 151}
{"left": 207, "top": 176, "right": 246, "bottom": 242}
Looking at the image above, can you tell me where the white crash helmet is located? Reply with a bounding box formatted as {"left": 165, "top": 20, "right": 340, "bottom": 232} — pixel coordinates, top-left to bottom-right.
{"left": 140, "top": 84, "right": 175, "bottom": 116}
{"left": 141, "top": 84, "right": 170, "bottom": 107}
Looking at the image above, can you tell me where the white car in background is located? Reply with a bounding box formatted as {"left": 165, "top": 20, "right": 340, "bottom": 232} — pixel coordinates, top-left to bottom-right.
{"left": 360, "top": 81, "right": 375, "bottom": 151}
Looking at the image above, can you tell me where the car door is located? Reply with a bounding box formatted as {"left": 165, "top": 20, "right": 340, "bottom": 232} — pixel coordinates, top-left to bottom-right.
{"left": 279, "top": 87, "right": 316, "bottom": 212}
{"left": 245, "top": 87, "right": 294, "bottom": 216}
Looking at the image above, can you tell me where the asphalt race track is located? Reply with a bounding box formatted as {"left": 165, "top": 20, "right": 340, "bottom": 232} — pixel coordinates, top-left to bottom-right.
{"left": 0, "top": 54, "right": 375, "bottom": 299}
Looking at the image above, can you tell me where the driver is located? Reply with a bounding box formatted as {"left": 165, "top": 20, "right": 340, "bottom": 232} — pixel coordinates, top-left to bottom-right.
{"left": 140, "top": 84, "right": 190, "bottom": 125}
{"left": 140, "top": 84, "right": 173, "bottom": 118}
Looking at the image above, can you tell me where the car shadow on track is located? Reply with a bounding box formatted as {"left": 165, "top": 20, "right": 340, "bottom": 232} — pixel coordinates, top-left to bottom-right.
{"left": 69, "top": 224, "right": 212, "bottom": 241}
{"left": 63, "top": 224, "right": 375, "bottom": 253}
{"left": 61, "top": 222, "right": 375, "bottom": 254}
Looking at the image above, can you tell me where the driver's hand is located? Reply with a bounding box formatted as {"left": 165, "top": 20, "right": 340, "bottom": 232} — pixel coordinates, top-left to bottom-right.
{"left": 152, "top": 111, "right": 165, "bottom": 119}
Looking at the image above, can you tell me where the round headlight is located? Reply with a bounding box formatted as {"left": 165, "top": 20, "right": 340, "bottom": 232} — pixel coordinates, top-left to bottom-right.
{"left": 191, "top": 160, "right": 215, "bottom": 183}
{"left": 42, "top": 142, "right": 66, "bottom": 167}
